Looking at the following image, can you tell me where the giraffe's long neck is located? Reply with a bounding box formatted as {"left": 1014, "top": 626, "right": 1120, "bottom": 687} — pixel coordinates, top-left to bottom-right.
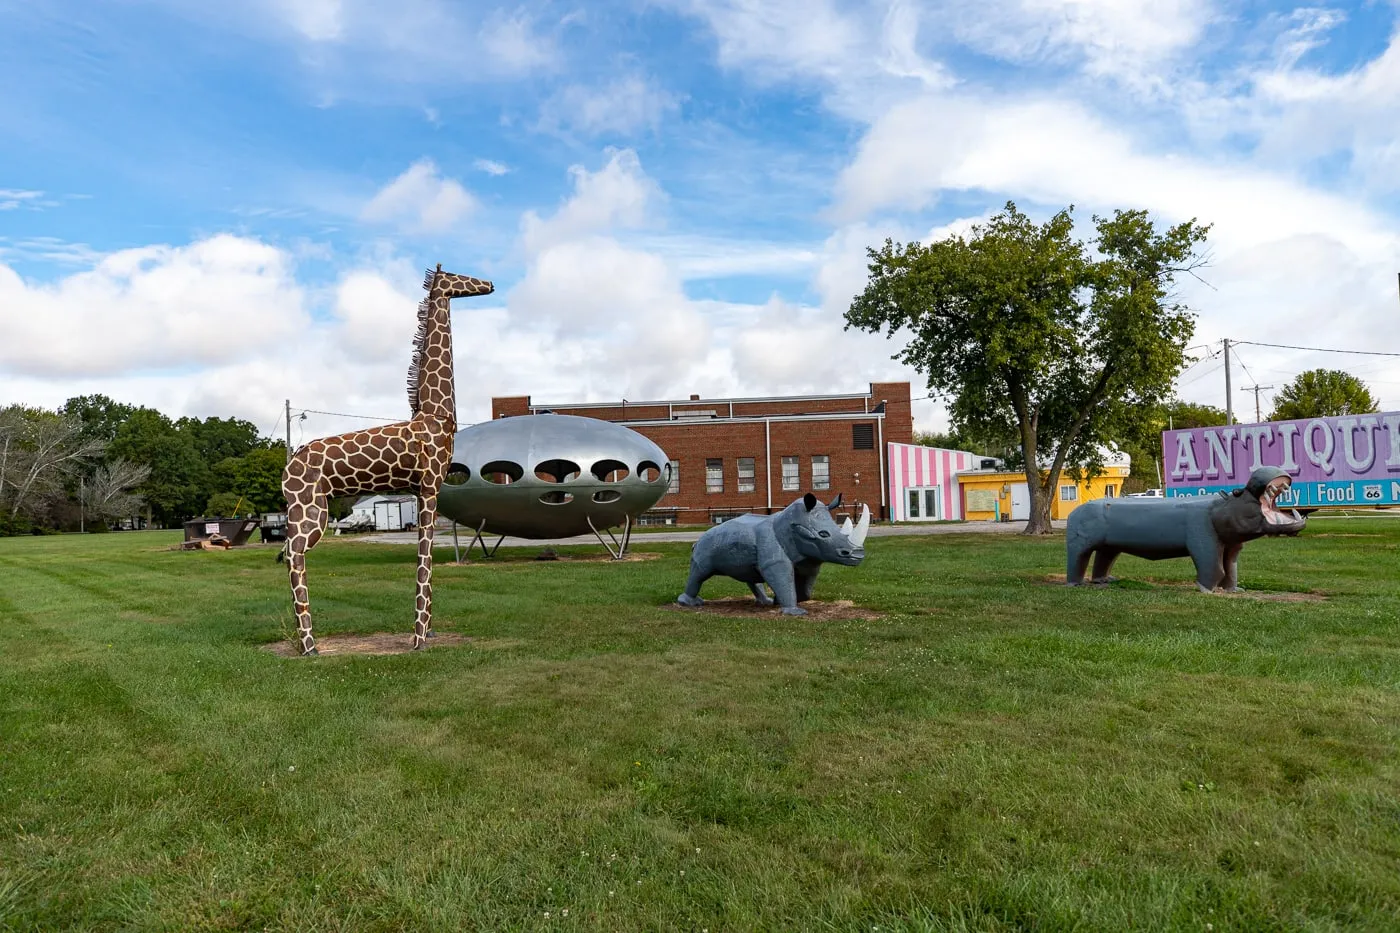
{"left": 413, "top": 291, "right": 456, "bottom": 429}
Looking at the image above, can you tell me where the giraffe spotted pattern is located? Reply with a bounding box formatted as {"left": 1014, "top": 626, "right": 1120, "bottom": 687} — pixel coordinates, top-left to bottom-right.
{"left": 282, "top": 266, "right": 493, "bottom": 655}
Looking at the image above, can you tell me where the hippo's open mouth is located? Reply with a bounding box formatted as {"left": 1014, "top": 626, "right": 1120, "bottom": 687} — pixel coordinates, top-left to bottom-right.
{"left": 1261, "top": 476, "right": 1302, "bottom": 525}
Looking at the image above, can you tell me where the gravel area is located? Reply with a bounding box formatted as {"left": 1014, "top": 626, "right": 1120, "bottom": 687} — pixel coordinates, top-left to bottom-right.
{"left": 361, "top": 518, "right": 1068, "bottom": 548}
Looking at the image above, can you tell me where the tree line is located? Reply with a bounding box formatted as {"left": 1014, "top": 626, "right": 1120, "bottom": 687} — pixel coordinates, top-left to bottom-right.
{"left": 848, "top": 200, "right": 1383, "bottom": 532}
{"left": 916, "top": 369, "right": 1379, "bottom": 498}
{"left": 0, "top": 394, "right": 287, "bottom": 535}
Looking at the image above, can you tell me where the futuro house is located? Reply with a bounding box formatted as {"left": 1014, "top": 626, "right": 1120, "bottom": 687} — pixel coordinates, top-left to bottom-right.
{"left": 438, "top": 414, "right": 671, "bottom": 556}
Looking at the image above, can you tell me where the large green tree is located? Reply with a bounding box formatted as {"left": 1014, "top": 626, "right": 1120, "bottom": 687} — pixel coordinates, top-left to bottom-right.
{"left": 212, "top": 445, "right": 288, "bottom": 514}
{"left": 60, "top": 394, "right": 138, "bottom": 446}
{"left": 176, "top": 416, "right": 264, "bottom": 466}
{"left": 109, "top": 409, "right": 209, "bottom": 525}
{"left": 847, "top": 202, "right": 1210, "bottom": 533}
{"left": 1269, "top": 369, "right": 1378, "bottom": 421}
{"left": 1116, "top": 399, "right": 1229, "bottom": 490}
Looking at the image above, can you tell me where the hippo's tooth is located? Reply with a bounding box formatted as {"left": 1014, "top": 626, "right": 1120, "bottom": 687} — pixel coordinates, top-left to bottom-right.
{"left": 1291, "top": 509, "right": 1302, "bottom": 522}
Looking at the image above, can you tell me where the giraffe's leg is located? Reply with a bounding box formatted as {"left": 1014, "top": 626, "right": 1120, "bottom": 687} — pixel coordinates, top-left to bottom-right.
{"left": 285, "top": 483, "right": 329, "bottom": 656}
{"left": 411, "top": 493, "right": 438, "bottom": 649}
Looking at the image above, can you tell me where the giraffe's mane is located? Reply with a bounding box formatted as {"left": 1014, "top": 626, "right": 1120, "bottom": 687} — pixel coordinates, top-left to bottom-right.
{"left": 406, "top": 268, "right": 436, "bottom": 414}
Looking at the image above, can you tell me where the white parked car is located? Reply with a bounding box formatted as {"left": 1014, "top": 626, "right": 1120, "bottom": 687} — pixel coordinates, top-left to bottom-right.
{"left": 1125, "top": 488, "right": 1163, "bottom": 498}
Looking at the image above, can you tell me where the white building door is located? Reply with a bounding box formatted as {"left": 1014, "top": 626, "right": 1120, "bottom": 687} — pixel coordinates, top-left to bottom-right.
{"left": 905, "top": 486, "right": 941, "bottom": 521}
{"left": 1010, "top": 483, "right": 1030, "bottom": 521}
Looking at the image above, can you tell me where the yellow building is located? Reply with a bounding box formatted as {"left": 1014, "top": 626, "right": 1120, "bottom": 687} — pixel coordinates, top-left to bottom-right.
{"left": 957, "top": 464, "right": 1132, "bottom": 522}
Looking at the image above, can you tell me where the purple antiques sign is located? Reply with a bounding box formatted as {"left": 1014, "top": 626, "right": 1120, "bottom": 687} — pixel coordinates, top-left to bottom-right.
{"left": 1165, "top": 412, "right": 1400, "bottom": 508}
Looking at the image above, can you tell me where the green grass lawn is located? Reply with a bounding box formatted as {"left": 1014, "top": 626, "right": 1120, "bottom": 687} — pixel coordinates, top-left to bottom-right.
{"left": 2, "top": 521, "right": 1398, "bottom": 931}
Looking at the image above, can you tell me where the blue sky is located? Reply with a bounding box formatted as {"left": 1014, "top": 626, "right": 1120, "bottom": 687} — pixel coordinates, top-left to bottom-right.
{"left": 3, "top": 0, "right": 1399, "bottom": 439}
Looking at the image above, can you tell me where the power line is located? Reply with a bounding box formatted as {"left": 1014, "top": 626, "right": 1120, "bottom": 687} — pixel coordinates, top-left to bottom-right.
{"left": 1230, "top": 346, "right": 1259, "bottom": 388}
{"left": 1176, "top": 345, "right": 1221, "bottom": 380}
{"left": 1232, "top": 340, "right": 1400, "bottom": 358}
{"left": 258, "top": 407, "right": 284, "bottom": 442}
{"left": 294, "top": 407, "right": 404, "bottom": 423}
{"left": 1178, "top": 358, "right": 1224, "bottom": 388}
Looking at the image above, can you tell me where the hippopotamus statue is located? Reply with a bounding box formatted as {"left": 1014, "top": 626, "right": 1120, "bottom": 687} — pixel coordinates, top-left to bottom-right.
{"left": 677, "top": 493, "right": 870, "bottom": 615}
{"left": 1065, "top": 466, "right": 1305, "bottom": 592}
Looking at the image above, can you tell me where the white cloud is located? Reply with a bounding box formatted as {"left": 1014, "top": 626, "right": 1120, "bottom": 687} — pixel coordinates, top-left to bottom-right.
{"left": 833, "top": 92, "right": 1396, "bottom": 259}
{"left": 331, "top": 267, "right": 422, "bottom": 362}
{"left": 539, "top": 75, "right": 681, "bottom": 138}
{"left": 1241, "top": 22, "right": 1400, "bottom": 189}
{"left": 945, "top": 0, "right": 1214, "bottom": 87}
{"left": 674, "top": 0, "right": 867, "bottom": 84}
{"left": 508, "top": 152, "right": 709, "bottom": 396}
{"left": 473, "top": 158, "right": 511, "bottom": 176}
{"left": 0, "top": 237, "right": 539, "bottom": 436}
{"left": 0, "top": 237, "right": 103, "bottom": 266}
{"left": 640, "top": 236, "right": 820, "bottom": 280}
{"left": 1270, "top": 6, "right": 1348, "bottom": 71}
{"left": 667, "top": 0, "right": 950, "bottom": 119}
{"left": 180, "top": 0, "right": 559, "bottom": 85}
{"left": 520, "top": 149, "right": 661, "bottom": 252}
{"left": 268, "top": 0, "right": 344, "bottom": 41}
{"left": 0, "top": 235, "right": 310, "bottom": 378}
{"left": 0, "top": 188, "right": 45, "bottom": 211}
{"left": 480, "top": 8, "right": 557, "bottom": 73}
{"left": 826, "top": 87, "right": 1400, "bottom": 410}
{"left": 361, "top": 159, "right": 477, "bottom": 233}
{"left": 502, "top": 148, "right": 926, "bottom": 404}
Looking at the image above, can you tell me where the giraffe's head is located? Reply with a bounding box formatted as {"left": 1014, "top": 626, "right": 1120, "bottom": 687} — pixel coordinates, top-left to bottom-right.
{"left": 424, "top": 264, "right": 494, "bottom": 300}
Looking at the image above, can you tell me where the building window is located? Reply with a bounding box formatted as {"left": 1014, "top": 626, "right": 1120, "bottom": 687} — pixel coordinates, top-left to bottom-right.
{"left": 907, "top": 489, "right": 920, "bottom": 518}
{"left": 852, "top": 423, "right": 875, "bottom": 449}
{"left": 1060, "top": 485, "right": 1078, "bottom": 501}
{"left": 811, "top": 455, "right": 830, "bottom": 490}
{"left": 781, "top": 456, "right": 799, "bottom": 491}
{"left": 667, "top": 460, "right": 680, "bottom": 494}
{"left": 737, "top": 457, "right": 756, "bottom": 493}
{"left": 1104, "top": 484, "right": 1116, "bottom": 498}
{"left": 706, "top": 459, "right": 724, "bottom": 494}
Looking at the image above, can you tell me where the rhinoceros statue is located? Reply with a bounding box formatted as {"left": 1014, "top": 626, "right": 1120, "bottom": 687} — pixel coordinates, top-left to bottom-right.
{"left": 676, "top": 493, "right": 870, "bottom": 615}
{"left": 1065, "top": 466, "right": 1306, "bottom": 592}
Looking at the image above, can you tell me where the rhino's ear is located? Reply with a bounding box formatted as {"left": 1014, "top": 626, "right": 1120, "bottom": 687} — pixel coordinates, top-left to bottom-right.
{"left": 829, "top": 493, "right": 843, "bottom": 509}
{"left": 803, "top": 492, "right": 817, "bottom": 511}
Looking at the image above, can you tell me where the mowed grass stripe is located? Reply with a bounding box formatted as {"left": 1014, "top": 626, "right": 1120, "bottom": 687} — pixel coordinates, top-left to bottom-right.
{"left": 1, "top": 521, "right": 1398, "bottom": 930}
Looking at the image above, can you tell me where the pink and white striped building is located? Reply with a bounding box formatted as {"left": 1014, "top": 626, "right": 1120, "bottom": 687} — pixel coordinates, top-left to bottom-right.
{"left": 886, "top": 442, "right": 985, "bottom": 522}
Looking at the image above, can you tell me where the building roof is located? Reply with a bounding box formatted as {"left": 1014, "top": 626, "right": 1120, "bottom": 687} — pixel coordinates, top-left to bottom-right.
{"left": 526, "top": 388, "right": 888, "bottom": 410}
{"left": 351, "top": 494, "right": 417, "bottom": 509}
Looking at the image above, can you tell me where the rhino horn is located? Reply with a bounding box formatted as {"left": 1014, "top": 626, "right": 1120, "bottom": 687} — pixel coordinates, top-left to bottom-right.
{"left": 850, "top": 505, "right": 871, "bottom": 547}
{"left": 840, "top": 516, "right": 853, "bottom": 537}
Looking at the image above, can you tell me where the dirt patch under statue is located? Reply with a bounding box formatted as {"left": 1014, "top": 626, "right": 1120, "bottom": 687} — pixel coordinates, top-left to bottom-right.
{"left": 665, "top": 596, "right": 882, "bottom": 621}
{"left": 261, "top": 632, "right": 473, "bottom": 657}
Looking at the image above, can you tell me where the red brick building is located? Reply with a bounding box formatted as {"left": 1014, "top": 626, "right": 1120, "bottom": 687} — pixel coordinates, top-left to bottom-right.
{"left": 492, "top": 383, "right": 913, "bottom": 522}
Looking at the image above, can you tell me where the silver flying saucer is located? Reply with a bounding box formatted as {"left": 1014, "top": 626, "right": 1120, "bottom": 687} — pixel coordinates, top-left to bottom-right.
{"left": 438, "top": 414, "right": 671, "bottom": 540}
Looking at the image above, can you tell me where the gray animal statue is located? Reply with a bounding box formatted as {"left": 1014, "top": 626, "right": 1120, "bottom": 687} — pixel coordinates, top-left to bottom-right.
{"left": 676, "top": 493, "right": 871, "bottom": 615}
{"left": 1065, "top": 466, "right": 1306, "bottom": 592}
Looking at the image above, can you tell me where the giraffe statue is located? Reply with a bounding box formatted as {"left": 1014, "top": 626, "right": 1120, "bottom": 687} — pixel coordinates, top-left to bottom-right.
{"left": 281, "top": 265, "right": 494, "bottom": 655}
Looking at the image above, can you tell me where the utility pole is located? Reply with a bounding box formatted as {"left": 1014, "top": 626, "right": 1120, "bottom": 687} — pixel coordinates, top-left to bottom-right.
{"left": 285, "top": 399, "right": 293, "bottom": 464}
{"left": 1245, "top": 384, "right": 1274, "bottom": 423}
{"left": 1223, "top": 338, "right": 1234, "bottom": 426}
{"left": 79, "top": 476, "right": 84, "bottom": 534}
